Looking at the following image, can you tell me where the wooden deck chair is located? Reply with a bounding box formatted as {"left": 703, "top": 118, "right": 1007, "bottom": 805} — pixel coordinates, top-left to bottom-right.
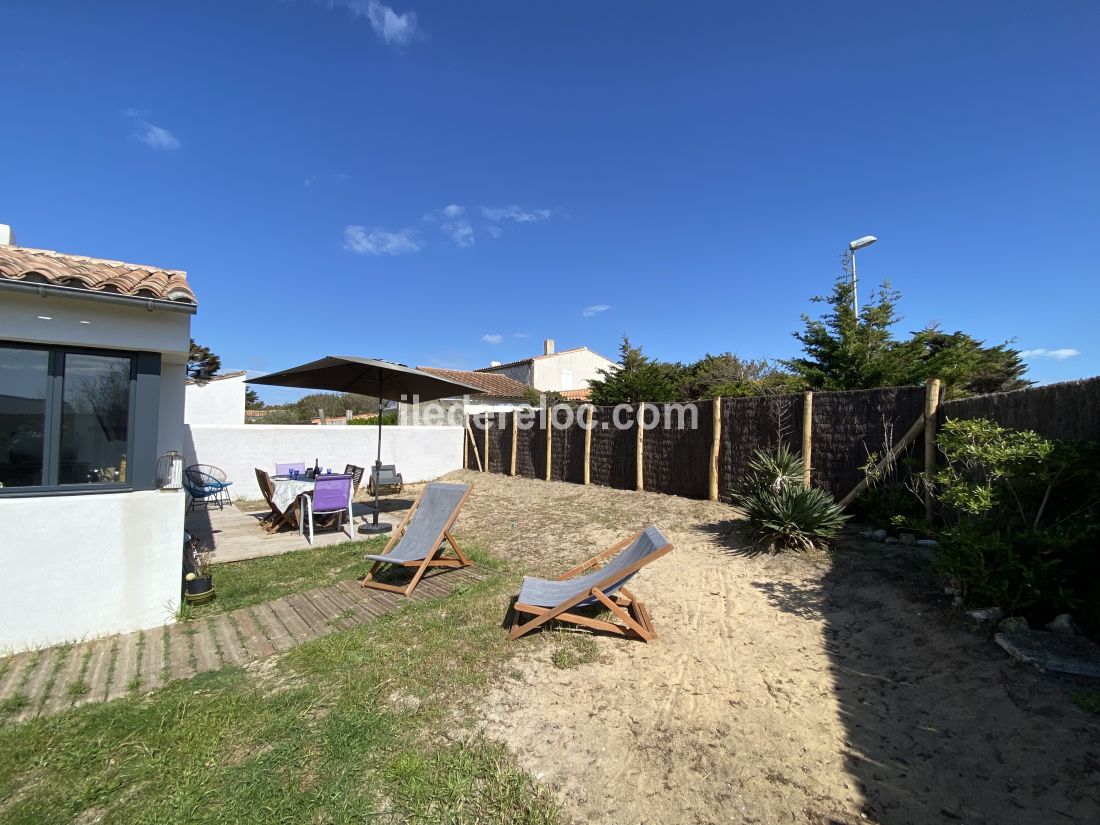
{"left": 361, "top": 481, "right": 473, "bottom": 596}
{"left": 508, "top": 525, "right": 673, "bottom": 642}
{"left": 255, "top": 467, "right": 294, "bottom": 533}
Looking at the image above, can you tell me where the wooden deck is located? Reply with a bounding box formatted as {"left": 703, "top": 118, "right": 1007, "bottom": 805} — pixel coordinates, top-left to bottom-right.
{"left": 0, "top": 565, "right": 490, "bottom": 723}
{"left": 185, "top": 499, "right": 408, "bottom": 564}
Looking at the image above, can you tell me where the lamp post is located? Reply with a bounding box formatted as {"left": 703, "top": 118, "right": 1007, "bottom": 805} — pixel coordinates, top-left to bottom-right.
{"left": 848, "top": 235, "right": 877, "bottom": 314}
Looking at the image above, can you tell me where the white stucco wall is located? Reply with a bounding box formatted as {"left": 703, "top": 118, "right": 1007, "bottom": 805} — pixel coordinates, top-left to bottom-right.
{"left": 184, "top": 373, "right": 246, "bottom": 426}
{"left": 532, "top": 349, "right": 616, "bottom": 392}
{"left": 0, "top": 291, "right": 191, "bottom": 359}
{"left": 185, "top": 425, "right": 464, "bottom": 499}
{"left": 0, "top": 490, "right": 185, "bottom": 653}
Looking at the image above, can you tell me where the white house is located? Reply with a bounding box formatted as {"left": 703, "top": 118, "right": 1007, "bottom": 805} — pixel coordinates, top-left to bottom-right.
{"left": 0, "top": 226, "right": 196, "bottom": 653}
{"left": 477, "top": 339, "right": 616, "bottom": 399}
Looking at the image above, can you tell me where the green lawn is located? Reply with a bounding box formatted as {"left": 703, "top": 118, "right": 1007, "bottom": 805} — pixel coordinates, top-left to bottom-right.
{"left": 0, "top": 546, "right": 562, "bottom": 824}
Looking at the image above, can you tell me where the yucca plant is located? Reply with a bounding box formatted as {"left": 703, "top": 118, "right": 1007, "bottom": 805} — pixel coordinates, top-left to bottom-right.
{"left": 737, "top": 447, "right": 848, "bottom": 552}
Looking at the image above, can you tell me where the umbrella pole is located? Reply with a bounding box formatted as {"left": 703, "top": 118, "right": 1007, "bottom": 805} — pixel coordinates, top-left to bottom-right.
{"left": 358, "top": 382, "right": 393, "bottom": 535}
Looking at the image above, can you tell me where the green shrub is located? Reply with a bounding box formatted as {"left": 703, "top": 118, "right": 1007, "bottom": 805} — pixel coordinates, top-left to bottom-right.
{"left": 737, "top": 448, "right": 848, "bottom": 551}
{"left": 933, "top": 418, "right": 1100, "bottom": 629}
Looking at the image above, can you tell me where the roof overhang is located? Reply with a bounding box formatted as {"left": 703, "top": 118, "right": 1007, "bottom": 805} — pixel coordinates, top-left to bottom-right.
{"left": 0, "top": 278, "right": 198, "bottom": 315}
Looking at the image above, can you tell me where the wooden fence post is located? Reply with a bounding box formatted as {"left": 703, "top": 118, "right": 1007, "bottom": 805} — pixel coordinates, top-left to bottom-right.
{"left": 924, "top": 378, "right": 941, "bottom": 519}
{"left": 483, "top": 413, "right": 490, "bottom": 473}
{"left": 709, "top": 397, "right": 721, "bottom": 501}
{"left": 463, "top": 418, "right": 468, "bottom": 469}
{"left": 636, "top": 402, "right": 645, "bottom": 492}
{"left": 802, "top": 391, "right": 813, "bottom": 490}
{"left": 465, "top": 418, "right": 483, "bottom": 472}
{"left": 583, "top": 404, "right": 593, "bottom": 485}
{"left": 544, "top": 404, "right": 553, "bottom": 481}
{"left": 510, "top": 410, "right": 518, "bottom": 476}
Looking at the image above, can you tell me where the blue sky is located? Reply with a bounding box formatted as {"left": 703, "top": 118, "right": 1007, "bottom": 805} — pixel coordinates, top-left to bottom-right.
{"left": 3, "top": 1, "right": 1098, "bottom": 404}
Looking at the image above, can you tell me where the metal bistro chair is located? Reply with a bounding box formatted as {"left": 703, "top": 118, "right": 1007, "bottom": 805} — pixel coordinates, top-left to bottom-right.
{"left": 299, "top": 474, "right": 354, "bottom": 545}
{"left": 183, "top": 464, "right": 233, "bottom": 511}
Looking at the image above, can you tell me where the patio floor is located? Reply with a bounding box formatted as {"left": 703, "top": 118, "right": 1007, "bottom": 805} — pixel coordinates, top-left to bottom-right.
{"left": 184, "top": 496, "right": 412, "bottom": 564}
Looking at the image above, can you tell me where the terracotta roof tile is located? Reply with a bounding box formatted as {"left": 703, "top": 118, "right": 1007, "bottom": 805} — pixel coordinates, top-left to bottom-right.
{"left": 559, "top": 388, "right": 591, "bottom": 401}
{"left": 417, "top": 367, "right": 530, "bottom": 398}
{"left": 0, "top": 244, "right": 196, "bottom": 306}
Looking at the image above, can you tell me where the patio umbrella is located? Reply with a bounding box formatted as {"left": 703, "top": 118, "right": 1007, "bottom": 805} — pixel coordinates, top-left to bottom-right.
{"left": 249, "top": 356, "right": 483, "bottom": 533}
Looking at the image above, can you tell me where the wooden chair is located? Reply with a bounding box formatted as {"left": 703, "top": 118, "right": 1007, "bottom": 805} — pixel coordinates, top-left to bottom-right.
{"left": 507, "top": 526, "right": 673, "bottom": 642}
{"left": 255, "top": 467, "right": 294, "bottom": 533}
{"left": 361, "top": 481, "right": 472, "bottom": 597}
{"left": 343, "top": 463, "right": 366, "bottom": 495}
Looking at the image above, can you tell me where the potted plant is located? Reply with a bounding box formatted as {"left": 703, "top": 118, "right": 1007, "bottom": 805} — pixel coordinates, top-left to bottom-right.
{"left": 183, "top": 533, "right": 216, "bottom": 604}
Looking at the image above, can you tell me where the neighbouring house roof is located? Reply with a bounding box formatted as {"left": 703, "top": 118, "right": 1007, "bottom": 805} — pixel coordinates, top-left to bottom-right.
{"left": 417, "top": 367, "right": 530, "bottom": 399}
{"left": 560, "top": 388, "right": 591, "bottom": 401}
{"left": 0, "top": 244, "right": 197, "bottom": 307}
{"left": 476, "top": 346, "right": 615, "bottom": 373}
{"left": 185, "top": 370, "right": 247, "bottom": 386}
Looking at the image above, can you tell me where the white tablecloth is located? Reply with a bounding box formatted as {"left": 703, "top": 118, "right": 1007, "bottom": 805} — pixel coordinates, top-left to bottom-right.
{"left": 271, "top": 478, "right": 314, "bottom": 514}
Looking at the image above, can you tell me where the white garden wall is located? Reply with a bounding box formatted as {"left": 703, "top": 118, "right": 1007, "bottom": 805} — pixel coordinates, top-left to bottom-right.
{"left": 0, "top": 490, "right": 185, "bottom": 653}
{"left": 184, "top": 424, "right": 464, "bottom": 500}
{"left": 184, "top": 372, "right": 246, "bottom": 426}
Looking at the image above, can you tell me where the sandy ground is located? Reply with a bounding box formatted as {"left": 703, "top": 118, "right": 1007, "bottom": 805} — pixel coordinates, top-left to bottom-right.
{"left": 443, "top": 470, "right": 1100, "bottom": 825}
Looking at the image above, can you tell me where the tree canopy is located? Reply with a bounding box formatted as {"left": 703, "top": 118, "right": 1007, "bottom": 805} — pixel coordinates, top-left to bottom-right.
{"left": 784, "top": 260, "right": 1030, "bottom": 399}
{"left": 187, "top": 339, "right": 221, "bottom": 380}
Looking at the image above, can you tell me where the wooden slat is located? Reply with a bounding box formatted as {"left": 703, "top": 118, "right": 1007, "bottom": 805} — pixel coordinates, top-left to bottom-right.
{"left": 105, "top": 632, "right": 141, "bottom": 701}
{"left": 167, "top": 624, "right": 196, "bottom": 681}
{"left": 17, "top": 646, "right": 60, "bottom": 719}
{"left": 268, "top": 599, "right": 314, "bottom": 642}
{"left": 284, "top": 593, "right": 332, "bottom": 636}
{"left": 234, "top": 609, "right": 277, "bottom": 658}
{"left": 0, "top": 651, "right": 34, "bottom": 702}
{"left": 138, "top": 626, "right": 166, "bottom": 693}
{"left": 40, "top": 644, "right": 86, "bottom": 715}
{"left": 210, "top": 614, "right": 249, "bottom": 667}
{"left": 191, "top": 621, "right": 222, "bottom": 673}
{"left": 248, "top": 604, "right": 295, "bottom": 653}
{"left": 74, "top": 638, "right": 113, "bottom": 705}
{"left": 709, "top": 397, "right": 721, "bottom": 500}
{"left": 302, "top": 590, "right": 357, "bottom": 632}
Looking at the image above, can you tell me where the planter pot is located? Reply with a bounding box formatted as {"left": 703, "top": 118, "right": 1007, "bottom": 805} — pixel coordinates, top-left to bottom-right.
{"left": 184, "top": 576, "right": 215, "bottom": 604}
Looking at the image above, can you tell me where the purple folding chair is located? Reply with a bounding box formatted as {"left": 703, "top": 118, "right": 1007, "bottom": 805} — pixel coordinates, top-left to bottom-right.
{"left": 299, "top": 474, "right": 354, "bottom": 544}
{"left": 275, "top": 462, "right": 306, "bottom": 477}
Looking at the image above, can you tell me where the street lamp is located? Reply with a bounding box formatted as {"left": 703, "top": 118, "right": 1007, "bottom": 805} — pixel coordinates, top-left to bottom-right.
{"left": 848, "top": 235, "right": 877, "bottom": 314}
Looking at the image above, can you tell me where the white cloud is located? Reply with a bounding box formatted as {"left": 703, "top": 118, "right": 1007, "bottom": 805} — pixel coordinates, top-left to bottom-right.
{"left": 444, "top": 219, "right": 475, "bottom": 247}
{"left": 441, "top": 203, "right": 464, "bottom": 218}
{"left": 481, "top": 205, "right": 553, "bottom": 223}
{"left": 484, "top": 225, "right": 503, "bottom": 239}
{"left": 344, "top": 225, "right": 420, "bottom": 255}
{"left": 345, "top": 0, "right": 420, "bottom": 46}
{"left": 481, "top": 334, "right": 504, "bottom": 344}
{"left": 582, "top": 304, "right": 611, "bottom": 317}
{"left": 305, "top": 172, "right": 349, "bottom": 187}
{"left": 1020, "top": 348, "right": 1081, "bottom": 361}
{"left": 514, "top": 332, "right": 527, "bottom": 338}
{"left": 125, "top": 109, "right": 180, "bottom": 150}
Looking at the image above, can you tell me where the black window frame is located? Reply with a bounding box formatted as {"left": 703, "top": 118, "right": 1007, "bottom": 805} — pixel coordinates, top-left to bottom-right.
{"left": 0, "top": 342, "right": 161, "bottom": 497}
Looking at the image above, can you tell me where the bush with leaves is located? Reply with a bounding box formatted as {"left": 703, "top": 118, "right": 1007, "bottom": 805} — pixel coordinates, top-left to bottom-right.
{"left": 933, "top": 418, "right": 1100, "bottom": 629}
{"left": 737, "top": 446, "right": 848, "bottom": 552}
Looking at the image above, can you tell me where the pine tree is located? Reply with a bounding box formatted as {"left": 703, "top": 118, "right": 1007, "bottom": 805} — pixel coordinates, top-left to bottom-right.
{"left": 588, "top": 337, "right": 685, "bottom": 405}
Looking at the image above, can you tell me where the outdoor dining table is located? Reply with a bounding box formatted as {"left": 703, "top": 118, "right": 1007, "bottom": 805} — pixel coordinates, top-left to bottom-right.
{"left": 270, "top": 475, "right": 314, "bottom": 523}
